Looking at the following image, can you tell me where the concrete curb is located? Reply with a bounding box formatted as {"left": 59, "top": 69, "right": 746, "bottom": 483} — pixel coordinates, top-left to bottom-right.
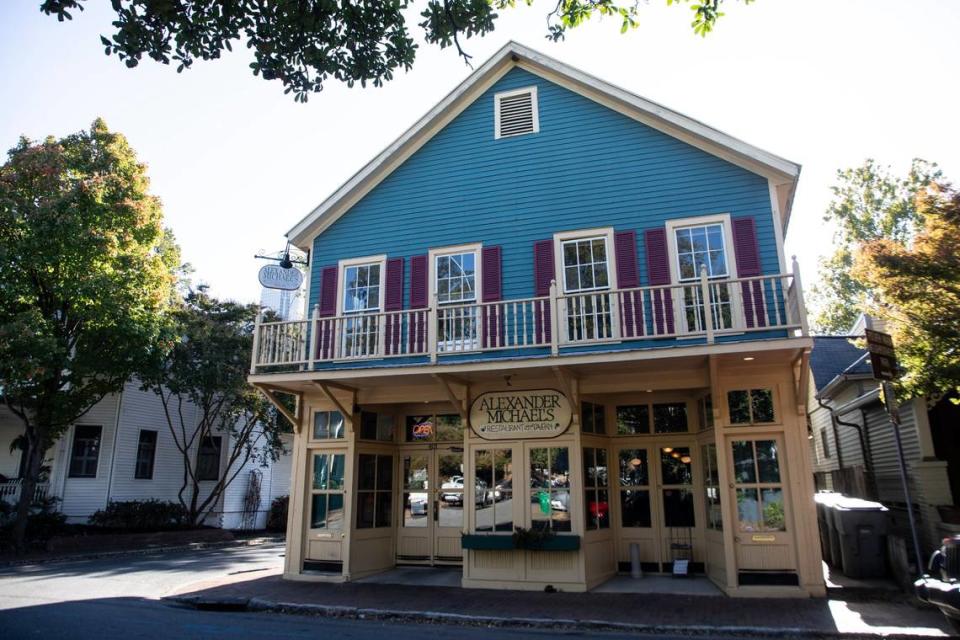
{"left": 167, "top": 594, "right": 948, "bottom": 640}
{"left": 0, "top": 535, "right": 285, "bottom": 569}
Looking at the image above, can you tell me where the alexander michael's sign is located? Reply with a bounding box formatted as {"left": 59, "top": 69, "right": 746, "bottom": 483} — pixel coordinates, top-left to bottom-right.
{"left": 469, "top": 389, "right": 572, "bottom": 440}
{"left": 258, "top": 264, "right": 303, "bottom": 291}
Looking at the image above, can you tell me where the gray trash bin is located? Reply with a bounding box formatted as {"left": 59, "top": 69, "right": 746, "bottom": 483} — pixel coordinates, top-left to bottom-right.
{"left": 814, "top": 492, "right": 841, "bottom": 564}
{"left": 832, "top": 497, "right": 889, "bottom": 578}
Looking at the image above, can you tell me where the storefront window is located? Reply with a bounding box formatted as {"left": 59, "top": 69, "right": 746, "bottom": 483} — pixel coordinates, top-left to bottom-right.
{"left": 653, "top": 403, "right": 688, "bottom": 433}
{"left": 313, "top": 411, "right": 345, "bottom": 440}
{"left": 438, "top": 450, "right": 464, "bottom": 529}
{"left": 727, "top": 389, "right": 776, "bottom": 425}
{"left": 310, "top": 453, "right": 346, "bottom": 530}
{"left": 583, "top": 448, "right": 609, "bottom": 530}
{"left": 475, "top": 449, "right": 513, "bottom": 533}
{"left": 360, "top": 411, "right": 395, "bottom": 442}
{"left": 529, "top": 447, "right": 571, "bottom": 532}
{"left": 357, "top": 454, "right": 393, "bottom": 529}
{"left": 616, "top": 405, "right": 650, "bottom": 435}
{"left": 405, "top": 413, "right": 464, "bottom": 442}
{"left": 618, "top": 448, "right": 650, "bottom": 528}
{"left": 660, "top": 446, "right": 694, "bottom": 527}
{"left": 701, "top": 444, "right": 722, "bottom": 530}
{"left": 581, "top": 402, "right": 606, "bottom": 434}
{"left": 402, "top": 454, "right": 429, "bottom": 528}
{"left": 698, "top": 395, "right": 714, "bottom": 430}
{"left": 732, "top": 439, "right": 786, "bottom": 532}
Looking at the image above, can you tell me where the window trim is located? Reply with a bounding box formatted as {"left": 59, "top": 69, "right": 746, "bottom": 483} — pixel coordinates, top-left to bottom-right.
{"left": 553, "top": 227, "right": 617, "bottom": 295}
{"left": 337, "top": 254, "right": 387, "bottom": 315}
{"left": 134, "top": 429, "right": 158, "bottom": 480}
{"left": 428, "top": 243, "right": 482, "bottom": 306}
{"left": 494, "top": 85, "right": 540, "bottom": 140}
{"left": 665, "top": 214, "right": 736, "bottom": 284}
{"left": 68, "top": 424, "right": 102, "bottom": 479}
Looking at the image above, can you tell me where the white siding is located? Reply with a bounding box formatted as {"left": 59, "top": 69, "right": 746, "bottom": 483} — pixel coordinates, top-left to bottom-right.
{"left": 220, "top": 432, "right": 293, "bottom": 530}
{"left": 55, "top": 394, "right": 121, "bottom": 521}
{"left": 864, "top": 400, "right": 922, "bottom": 505}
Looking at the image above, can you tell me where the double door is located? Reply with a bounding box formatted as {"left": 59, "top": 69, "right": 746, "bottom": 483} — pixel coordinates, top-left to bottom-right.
{"left": 397, "top": 446, "right": 466, "bottom": 564}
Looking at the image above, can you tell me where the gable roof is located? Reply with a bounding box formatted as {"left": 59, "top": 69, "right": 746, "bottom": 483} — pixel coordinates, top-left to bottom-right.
{"left": 810, "top": 336, "right": 873, "bottom": 394}
{"left": 287, "top": 41, "right": 801, "bottom": 250}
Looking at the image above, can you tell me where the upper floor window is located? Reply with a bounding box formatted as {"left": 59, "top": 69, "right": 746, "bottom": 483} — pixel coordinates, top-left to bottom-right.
{"left": 343, "top": 262, "right": 382, "bottom": 313}
{"left": 436, "top": 252, "right": 476, "bottom": 304}
{"left": 674, "top": 223, "right": 729, "bottom": 281}
{"left": 494, "top": 86, "right": 539, "bottom": 139}
{"left": 68, "top": 425, "right": 102, "bottom": 478}
{"left": 561, "top": 236, "right": 609, "bottom": 293}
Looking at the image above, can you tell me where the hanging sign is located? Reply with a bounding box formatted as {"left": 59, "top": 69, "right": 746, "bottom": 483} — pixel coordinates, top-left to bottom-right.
{"left": 469, "top": 389, "right": 572, "bottom": 440}
{"left": 258, "top": 264, "right": 303, "bottom": 291}
{"left": 864, "top": 329, "right": 898, "bottom": 381}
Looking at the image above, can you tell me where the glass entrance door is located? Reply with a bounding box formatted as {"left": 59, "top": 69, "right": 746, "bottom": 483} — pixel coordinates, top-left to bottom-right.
{"left": 397, "top": 447, "right": 465, "bottom": 565}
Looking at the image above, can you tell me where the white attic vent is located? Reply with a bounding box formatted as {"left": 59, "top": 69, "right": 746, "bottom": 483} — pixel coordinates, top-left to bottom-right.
{"left": 495, "top": 86, "right": 539, "bottom": 139}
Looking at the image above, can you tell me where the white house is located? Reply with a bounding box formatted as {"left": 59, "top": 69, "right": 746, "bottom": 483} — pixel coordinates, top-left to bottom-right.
{"left": 0, "top": 379, "right": 292, "bottom": 530}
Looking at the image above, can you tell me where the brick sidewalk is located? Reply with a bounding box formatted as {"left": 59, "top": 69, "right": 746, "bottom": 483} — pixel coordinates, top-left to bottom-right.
{"left": 169, "top": 574, "right": 953, "bottom": 637}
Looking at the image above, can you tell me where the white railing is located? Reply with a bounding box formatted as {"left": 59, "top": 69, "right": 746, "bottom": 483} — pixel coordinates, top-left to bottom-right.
{"left": 250, "top": 257, "right": 809, "bottom": 373}
{"left": 0, "top": 479, "right": 50, "bottom": 505}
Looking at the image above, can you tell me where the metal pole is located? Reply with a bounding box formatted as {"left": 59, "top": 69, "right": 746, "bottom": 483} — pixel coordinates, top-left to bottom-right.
{"left": 882, "top": 381, "right": 925, "bottom": 574}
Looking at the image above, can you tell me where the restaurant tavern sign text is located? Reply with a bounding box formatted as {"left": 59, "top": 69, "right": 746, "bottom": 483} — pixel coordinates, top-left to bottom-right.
{"left": 469, "top": 389, "right": 572, "bottom": 440}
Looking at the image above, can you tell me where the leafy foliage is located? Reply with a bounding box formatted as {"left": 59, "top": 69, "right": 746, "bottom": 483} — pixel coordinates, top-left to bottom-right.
{"left": 266, "top": 495, "right": 289, "bottom": 532}
{"left": 852, "top": 183, "right": 960, "bottom": 401}
{"left": 810, "top": 159, "right": 942, "bottom": 333}
{"left": 139, "top": 290, "right": 283, "bottom": 525}
{"left": 40, "top": 0, "right": 752, "bottom": 102}
{"left": 89, "top": 499, "right": 189, "bottom": 531}
{"left": 0, "top": 119, "right": 180, "bottom": 549}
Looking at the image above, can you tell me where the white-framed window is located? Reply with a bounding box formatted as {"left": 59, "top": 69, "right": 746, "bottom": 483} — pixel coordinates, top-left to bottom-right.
{"left": 666, "top": 215, "right": 737, "bottom": 333}
{"left": 554, "top": 228, "right": 617, "bottom": 343}
{"left": 430, "top": 244, "right": 482, "bottom": 352}
{"left": 494, "top": 86, "right": 539, "bottom": 139}
{"left": 338, "top": 255, "right": 386, "bottom": 358}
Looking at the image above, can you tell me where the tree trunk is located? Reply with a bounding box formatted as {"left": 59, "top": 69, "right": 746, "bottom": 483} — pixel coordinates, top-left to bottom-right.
{"left": 12, "top": 439, "right": 45, "bottom": 553}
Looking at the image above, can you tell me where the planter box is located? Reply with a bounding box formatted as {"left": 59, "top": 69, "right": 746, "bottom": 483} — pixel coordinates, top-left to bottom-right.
{"left": 461, "top": 534, "right": 580, "bottom": 551}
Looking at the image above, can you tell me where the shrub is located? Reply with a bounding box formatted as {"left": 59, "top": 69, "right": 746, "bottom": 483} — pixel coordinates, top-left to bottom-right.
{"left": 89, "top": 499, "right": 188, "bottom": 531}
{"left": 0, "top": 497, "right": 68, "bottom": 552}
{"left": 266, "top": 496, "right": 288, "bottom": 532}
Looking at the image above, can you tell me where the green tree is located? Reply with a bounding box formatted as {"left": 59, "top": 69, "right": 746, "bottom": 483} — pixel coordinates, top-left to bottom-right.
{"left": 852, "top": 183, "right": 960, "bottom": 401}
{"left": 0, "top": 119, "right": 180, "bottom": 550}
{"left": 810, "top": 158, "right": 942, "bottom": 333}
{"left": 140, "top": 290, "right": 285, "bottom": 525}
{"left": 40, "top": 0, "right": 754, "bottom": 102}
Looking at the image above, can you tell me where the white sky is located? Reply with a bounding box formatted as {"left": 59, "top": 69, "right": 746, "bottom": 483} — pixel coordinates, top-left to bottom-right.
{"left": 1, "top": 1, "right": 958, "bottom": 305}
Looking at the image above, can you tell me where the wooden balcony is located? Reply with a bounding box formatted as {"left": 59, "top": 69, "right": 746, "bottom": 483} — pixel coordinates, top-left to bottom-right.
{"left": 250, "top": 259, "right": 809, "bottom": 374}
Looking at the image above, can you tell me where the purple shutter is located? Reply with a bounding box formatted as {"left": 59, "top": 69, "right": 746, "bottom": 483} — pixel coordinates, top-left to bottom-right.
{"left": 481, "top": 246, "right": 503, "bottom": 348}
{"left": 317, "top": 265, "right": 339, "bottom": 359}
{"left": 614, "top": 230, "right": 643, "bottom": 337}
{"left": 644, "top": 229, "right": 674, "bottom": 335}
{"left": 732, "top": 217, "right": 765, "bottom": 328}
{"left": 408, "top": 255, "right": 429, "bottom": 353}
{"left": 384, "top": 258, "right": 404, "bottom": 354}
{"left": 533, "top": 240, "right": 554, "bottom": 344}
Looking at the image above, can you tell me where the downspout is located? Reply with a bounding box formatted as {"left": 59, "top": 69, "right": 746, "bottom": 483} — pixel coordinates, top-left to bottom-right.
{"left": 104, "top": 384, "right": 126, "bottom": 508}
{"left": 816, "top": 394, "right": 875, "bottom": 498}
{"left": 859, "top": 408, "right": 878, "bottom": 499}
{"left": 817, "top": 396, "right": 845, "bottom": 469}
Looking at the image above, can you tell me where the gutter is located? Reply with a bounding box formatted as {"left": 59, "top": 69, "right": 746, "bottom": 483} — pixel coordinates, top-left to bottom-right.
{"left": 817, "top": 385, "right": 881, "bottom": 498}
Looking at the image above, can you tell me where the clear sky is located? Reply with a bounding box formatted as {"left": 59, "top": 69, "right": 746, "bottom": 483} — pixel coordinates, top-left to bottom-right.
{"left": 1, "top": 1, "right": 958, "bottom": 307}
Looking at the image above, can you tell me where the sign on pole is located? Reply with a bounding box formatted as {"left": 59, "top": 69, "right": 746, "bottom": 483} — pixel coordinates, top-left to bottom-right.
{"left": 864, "top": 328, "right": 898, "bottom": 381}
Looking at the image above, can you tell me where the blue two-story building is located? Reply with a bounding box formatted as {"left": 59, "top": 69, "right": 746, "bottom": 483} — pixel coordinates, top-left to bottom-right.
{"left": 250, "top": 42, "right": 823, "bottom": 597}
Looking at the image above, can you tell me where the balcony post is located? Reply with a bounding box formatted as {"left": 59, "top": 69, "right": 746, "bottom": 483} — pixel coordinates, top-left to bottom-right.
{"left": 792, "top": 255, "right": 810, "bottom": 336}
{"left": 700, "top": 264, "right": 715, "bottom": 344}
{"left": 307, "top": 304, "right": 320, "bottom": 371}
{"left": 549, "top": 279, "right": 560, "bottom": 356}
{"left": 428, "top": 293, "right": 438, "bottom": 364}
{"left": 249, "top": 306, "right": 263, "bottom": 375}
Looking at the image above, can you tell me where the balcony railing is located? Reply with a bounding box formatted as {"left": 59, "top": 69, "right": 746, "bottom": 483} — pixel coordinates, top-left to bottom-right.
{"left": 251, "top": 258, "right": 809, "bottom": 374}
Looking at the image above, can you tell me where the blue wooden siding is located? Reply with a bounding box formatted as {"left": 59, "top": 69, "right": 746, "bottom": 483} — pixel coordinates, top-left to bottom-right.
{"left": 306, "top": 67, "right": 783, "bottom": 365}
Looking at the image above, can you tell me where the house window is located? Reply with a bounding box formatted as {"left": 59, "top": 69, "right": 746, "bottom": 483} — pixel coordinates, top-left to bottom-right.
{"left": 820, "top": 428, "right": 832, "bottom": 459}
{"left": 561, "top": 237, "right": 610, "bottom": 293}
{"left": 475, "top": 448, "right": 513, "bottom": 533}
{"left": 702, "top": 444, "right": 722, "bottom": 530}
{"left": 581, "top": 402, "right": 606, "bottom": 434}
{"left": 134, "top": 429, "right": 158, "bottom": 480}
{"left": 618, "top": 448, "right": 651, "bottom": 527}
{"left": 494, "top": 86, "right": 539, "bottom": 139}
{"left": 670, "top": 219, "right": 735, "bottom": 332}
{"left": 360, "top": 411, "right": 395, "bottom": 442}
{"left": 313, "top": 411, "right": 346, "bottom": 440}
{"left": 342, "top": 261, "right": 383, "bottom": 357}
{"left": 196, "top": 436, "right": 222, "bottom": 481}
{"left": 616, "top": 405, "right": 650, "bottom": 435}
{"left": 583, "top": 447, "right": 610, "bottom": 530}
{"left": 357, "top": 454, "right": 393, "bottom": 529}
{"left": 434, "top": 249, "right": 479, "bottom": 351}
{"left": 311, "top": 452, "right": 346, "bottom": 530}
{"left": 560, "top": 233, "right": 614, "bottom": 342}
{"left": 727, "top": 388, "right": 776, "bottom": 425}
{"left": 68, "top": 425, "right": 102, "bottom": 478}
{"left": 529, "top": 447, "right": 571, "bottom": 532}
